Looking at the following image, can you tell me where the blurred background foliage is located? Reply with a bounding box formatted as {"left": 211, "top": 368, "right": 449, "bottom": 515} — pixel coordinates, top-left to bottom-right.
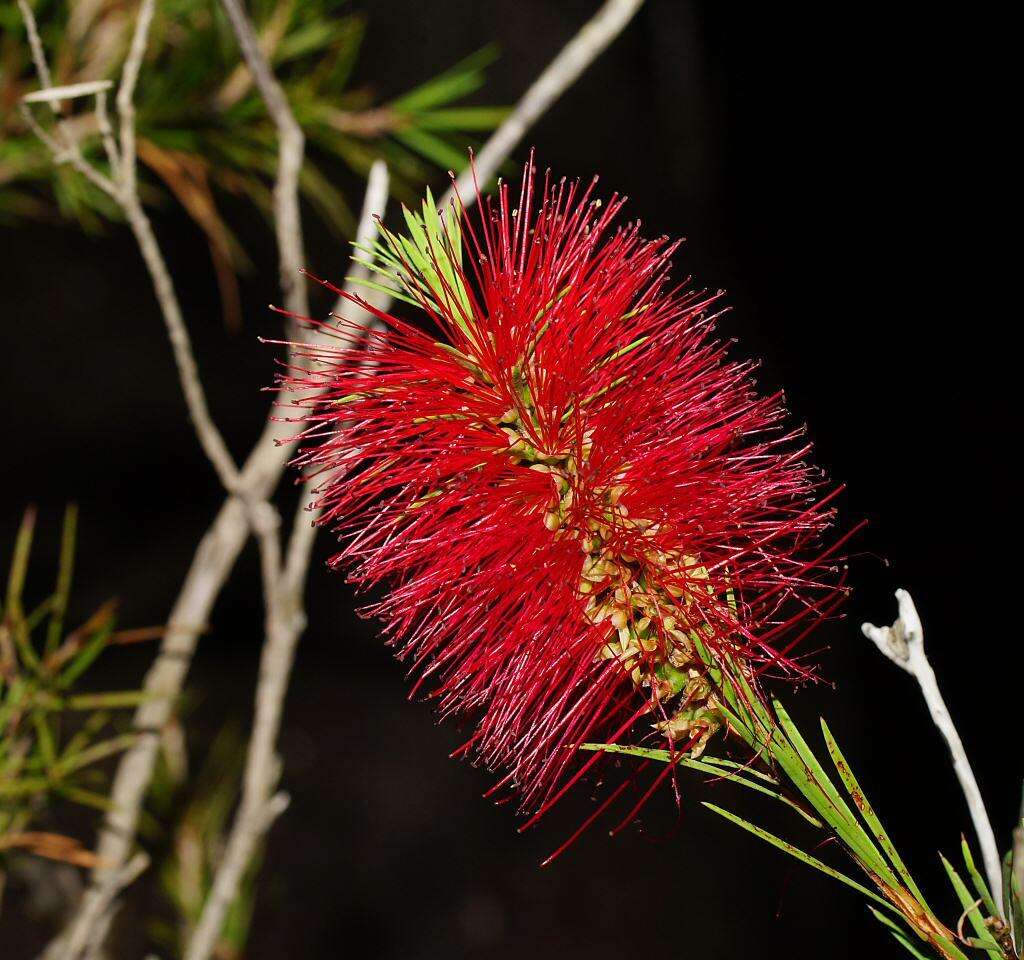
{"left": 0, "top": 510, "right": 261, "bottom": 954}
{"left": 0, "top": 0, "right": 506, "bottom": 328}
{"left": 1, "top": 507, "right": 152, "bottom": 902}
{"left": 148, "top": 723, "right": 255, "bottom": 960}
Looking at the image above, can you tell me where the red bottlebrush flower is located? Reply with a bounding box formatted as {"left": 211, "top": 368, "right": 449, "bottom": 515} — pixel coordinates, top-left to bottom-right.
{"left": 281, "top": 159, "right": 845, "bottom": 819}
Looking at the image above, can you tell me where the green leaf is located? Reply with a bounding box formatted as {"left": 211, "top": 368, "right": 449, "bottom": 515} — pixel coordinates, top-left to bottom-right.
{"left": 1003, "top": 845, "right": 1024, "bottom": 952}
{"left": 45, "top": 503, "right": 78, "bottom": 657}
{"left": 702, "top": 802, "right": 898, "bottom": 912}
{"left": 414, "top": 107, "right": 511, "bottom": 131}
{"left": 580, "top": 742, "right": 821, "bottom": 827}
{"left": 393, "top": 128, "right": 470, "bottom": 181}
{"left": 771, "top": 701, "right": 894, "bottom": 883}
{"left": 820, "top": 718, "right": 929, "bottom": 908}
{"left": 24, "top": 595, "right": 54, "bottom": 633}
{"left": 52, "top": 733, "right": 137, "bottom": 779}
{"left": 3, "top": 507, "right": 42, "bottom": 676}
{"left": 58, "top": 617, "right": 115, "bottom": 688}
{"left": 0, "top": 776, "right": 49, "bottom": 797}
{"left": 869, "top": 908, "right": 935, "bottom": 960}
{"left": 391, "top": 44, "right": 500, "bottom": 113}
{"left": 60, "top": 709, "right": 112, "bottom": 761}
{"left": 55, "top": 784, "right": 116, "bottom": 813}
{"left": 64, "top": 690, "right": 152, "bottom": 711}
{"left": 960, "top": 836, "right": 1000, "bottom": 919}
{"left": 275, "top": 19, "right": 338, "bottom": 63}
{"left": 940, "top": 854, "right": 1004, "bottom": 958}
{"left": 356, "top": 188, "right": 470, "bottom": 331}
{"left": 4, "top": 506, "right": 35, "bottom": 619}
{"left": 32, "top": 710, "right": 58, "bottom": 768}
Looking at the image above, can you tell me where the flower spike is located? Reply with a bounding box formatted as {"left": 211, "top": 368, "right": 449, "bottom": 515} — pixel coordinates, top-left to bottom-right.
{"left": 281, "top": 155, "right": 844, "bottom": 817}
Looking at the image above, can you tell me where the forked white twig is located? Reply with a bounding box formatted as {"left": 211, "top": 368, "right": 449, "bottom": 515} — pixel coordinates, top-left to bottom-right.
{"left": 863, "top": 589, "right": 1003, "bottom": 910}
{"left": 19, "top": 0, "right": 240, "bottom": 494}
{"left": 182, "top": 169, "right": 390, "bottom": 960}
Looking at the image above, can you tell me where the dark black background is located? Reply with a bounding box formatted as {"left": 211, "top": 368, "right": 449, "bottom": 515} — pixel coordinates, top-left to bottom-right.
{"left": 2, "top": 2, "right": 1019, "bottom": 957}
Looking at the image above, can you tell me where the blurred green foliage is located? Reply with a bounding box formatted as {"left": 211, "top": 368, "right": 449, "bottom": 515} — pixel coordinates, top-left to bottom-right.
{"left": 1, "top": 506, "right": 151, "bottom": 875}
{"left": 147, "top": 723, "right": 256, "bottom": 959}
{"left": 2, "top": 0, "right": 506, "bottom": 325}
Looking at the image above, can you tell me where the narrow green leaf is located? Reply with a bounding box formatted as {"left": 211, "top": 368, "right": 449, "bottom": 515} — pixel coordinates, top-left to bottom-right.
{"left": 53, "top": 733, "right": 137, "bottom": 778}
{"left": 346, "top": 274, "right": 419, "bottom": 308}
{"left": 58, "top": 618, "right": 114, "bottom": 688}
{"left": 56, "top": 784, "right": 116, "bottom": 813}
{"left": 0, "top": 776, "right": 49, "bottom": 796}
{"left": 703, "top": 802, "right": 898, "bottom": 912}
{"left": 940, "top": 854, "right": 1003, "bottom": 957}
{"left": 772, "top": 701, "right": 894, "bottom": 881}
{"left": 46, "top": 503, "right": 78, "bottom": 656}
{"left": 961, "top": 836, "right": 999, "bottom": 918}
{"left": 60, "top": 709, "right": 111, "bottom": 760}
{"left": 25, "top": 595, "right": 54, "bottom": 633}
{"left": 580, "top": 743, "right": 821, "bottom": 827}
{"left": 390, "top": 44, "right": 499, "bottom": 113}
{"left": 32, "top": 710, "right": 57, "bottom": 768}
{"left": 64, "top": 690, "right": 151, "bottom": 711}
{"left": 821, "top": 718, "right": 929, "bottom": 907}
{"left": 869, "top": 908, "right": 935, "bottom": 960}
{"left": 3, "top": 507, "right": 42, "bottom": 674}
{"left": 5, "top": 506, "right": 36, "bottom": 615}
{"left": 393, "top": 127, "right": 469, "bottom": 175}
{"left": 1002, "top": 847, "right": 1023, "bottom": 953}
{"left": 414, "top": 107, "right": 511, "bottom": 131}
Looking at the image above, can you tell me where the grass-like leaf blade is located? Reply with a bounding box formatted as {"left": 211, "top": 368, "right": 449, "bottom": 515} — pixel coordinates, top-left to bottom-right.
{"left": 940, "top": 854, "right": 1004, "bottom": 958}
{"left": 703, "top": 801, "right": 898, "bottom": 912}
{"left": 820, "top": 717, "right": 929, "bottom": 908}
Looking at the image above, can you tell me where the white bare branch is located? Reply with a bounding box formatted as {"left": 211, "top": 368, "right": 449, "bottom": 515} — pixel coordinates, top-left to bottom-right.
{"left": 863, "top": 589, "right": 1004, "bottom": 910}
{"left": 40, "top": 850, "right": 149, "bottom": 960}
{"left": 21, "top": 80, "right": 114, "bottom": 104}
{"left": 16, "top": 102, "right": 119, "bottom": 197}
{"left": 18, "top": 0, "right": 240, "bottom": 493}
{"left": 94, "top": 90, "right": 120, "bottom": 176}
{"left": 218, "top": 0, "right": 308, "bottom": 319}
{"left": 115, "top": 0, "right": 155, "bottom": 198}
{"left": 183, "top": 162, "right": 391, "bottom": 959}
{"left": 441, "top": 0, "right": 645, "bottom": 208}
{"left": 182, "top": 791, "right": 289, "bottom": 960}
{"left": 16, "top": 0, "right": 55, "bottom": 105}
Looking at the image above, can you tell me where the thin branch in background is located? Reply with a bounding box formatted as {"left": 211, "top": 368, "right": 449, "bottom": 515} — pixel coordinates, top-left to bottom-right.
{"left": 180, "top": 499, "right": 291, "bottom": 960}
{"left": 114, "top": 0, "right": 154, "bottom": 199}
{"left": 113, "top": 0, "right": 241, "bottom": 493}
{"left": 19, "top": 0, "right": 240, "bottom": 495}
{"left": 863, "top": 589, "right": 1004, "bottom": 909}
{"left": 75, "top": 852, "right": 149, "bottom": 960}
{"left": 218, "top": 0, "right": 309, "bottom": 320}
{"left": 441, "top": 0, "right": 645, "bottom": 208}
{"left": 17, "top": 82, "right": 118, "bottom": 198}
{"left": 93, "top": 90, "right": 120, "bottom": 177}
{"left": 31, "top": 0, "right": 644, "bottom": 953}
{"left": 16, "top": 0, "right": 55, "bottom": 104}
{"left": 182, "top": 164, "right": 390, "bottom": 960}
